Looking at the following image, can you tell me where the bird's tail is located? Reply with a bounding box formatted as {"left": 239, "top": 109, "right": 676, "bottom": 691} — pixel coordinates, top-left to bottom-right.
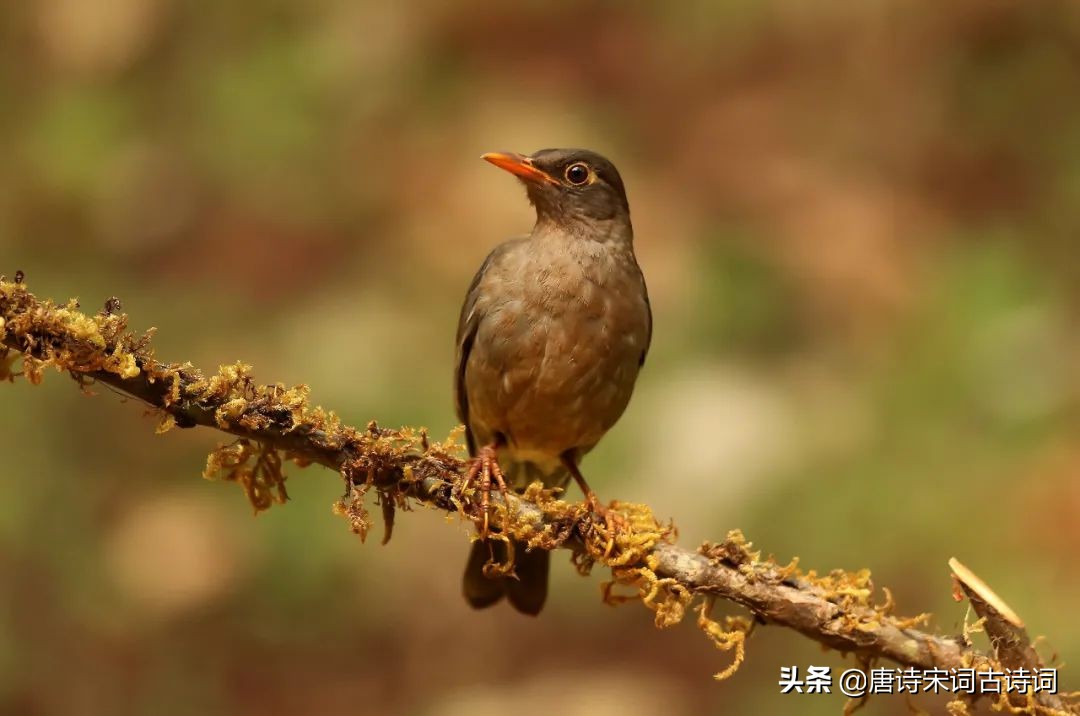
{"left": 461, "top": 460, "right": 566, "bottom": 615}
{"left": 463, "top": 538, "right": 550, "bottom": 615}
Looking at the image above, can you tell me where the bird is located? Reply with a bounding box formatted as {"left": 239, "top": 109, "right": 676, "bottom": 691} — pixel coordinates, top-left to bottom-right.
{"left": 454, "top": 148, "right": 652, "bottom": 615}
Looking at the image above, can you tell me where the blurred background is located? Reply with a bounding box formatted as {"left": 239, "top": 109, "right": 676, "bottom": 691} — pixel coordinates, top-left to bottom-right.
{"left": 1, "top": 1, "right": 1078, "bottom": 714}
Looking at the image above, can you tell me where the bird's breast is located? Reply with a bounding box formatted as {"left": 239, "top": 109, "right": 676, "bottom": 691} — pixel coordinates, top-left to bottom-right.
{"left": 464, "top": 240, "right": 649, "bottom": 457}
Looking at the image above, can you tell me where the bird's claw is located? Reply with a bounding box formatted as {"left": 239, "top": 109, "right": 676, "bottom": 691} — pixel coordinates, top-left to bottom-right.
{"left": 455, "top": 445, "right": 510, "bottom": 539}
{"left": 584, "top": 491, "right": 628, "bottom": 539}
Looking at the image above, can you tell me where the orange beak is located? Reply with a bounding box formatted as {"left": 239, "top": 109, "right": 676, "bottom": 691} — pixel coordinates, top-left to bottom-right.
{"left": 481, "top": 152, "right": 557, "bottom": 184}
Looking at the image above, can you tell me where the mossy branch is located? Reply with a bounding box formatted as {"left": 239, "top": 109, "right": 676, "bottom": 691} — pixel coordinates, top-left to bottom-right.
{"left": 1, "top": 275, "right": 1075, "bottom": 715}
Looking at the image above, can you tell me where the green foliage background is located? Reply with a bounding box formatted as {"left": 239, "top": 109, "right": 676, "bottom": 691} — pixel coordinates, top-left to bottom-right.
{"left": 1, "top": 2, "right": 1077, "bottom": 714}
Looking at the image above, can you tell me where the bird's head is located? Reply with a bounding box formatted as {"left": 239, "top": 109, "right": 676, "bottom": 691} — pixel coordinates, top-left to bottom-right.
{"left": 482, "top": 148, "right": 630, "bottom": 233}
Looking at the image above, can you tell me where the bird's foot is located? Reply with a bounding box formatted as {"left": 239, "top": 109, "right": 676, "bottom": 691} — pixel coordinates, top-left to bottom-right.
{"left": 456, "top": 444, "right": 511, "bottom": 539}
{"left": 584, "top": 490, "right": 628, "bottom": 537}
{"left": 560, "top": 454, "right": 628, "bottom": 549}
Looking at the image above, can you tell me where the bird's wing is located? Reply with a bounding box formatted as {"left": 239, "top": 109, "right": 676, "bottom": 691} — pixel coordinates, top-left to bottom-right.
{"left": 454, "top": 239, "right": 524, "bottom": 456}
{"left": 638, "top": 261, "right": 652, "bottom": 367}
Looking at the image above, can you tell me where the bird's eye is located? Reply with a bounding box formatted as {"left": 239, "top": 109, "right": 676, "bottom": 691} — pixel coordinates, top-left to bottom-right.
{"left": 565, "top": 163, "right": 590, "bottom": 185}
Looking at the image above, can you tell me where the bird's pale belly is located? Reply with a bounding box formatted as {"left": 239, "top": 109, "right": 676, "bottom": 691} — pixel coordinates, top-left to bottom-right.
{"left": 465, "top": 293, "right": 646, "bottom": 461}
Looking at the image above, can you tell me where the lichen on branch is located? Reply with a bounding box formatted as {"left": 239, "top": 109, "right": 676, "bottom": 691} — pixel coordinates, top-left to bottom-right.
{"left": 1, "top": 274, "right": 1074, "bottom": 715}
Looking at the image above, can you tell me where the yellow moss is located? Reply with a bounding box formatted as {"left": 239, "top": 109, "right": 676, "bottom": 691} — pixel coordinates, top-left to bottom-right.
{"left": 23, "top": 356, "right": 45, "bottom": 385}
{"left": 103, "top": 345, "right": 140, "bottom": 379}
{"left": 777, "top": 555, "right": 801, "bottom": 580}
{"left": 600, "top": 575, "right": 642, "bottom": 607}
{"left": 203, "top": 439, "right": 289, "bottom": 513}
{"left": 479, "top": 533, "right": 516, "bottom": 579}
{"left": 697, "top": 598, "right": 751, "bottom": 681}
{"left": 190, "top": 362, "right": 252, "bottom": 404}
{"left": 152, "top": 366, "right": 183, "bottom": 407}
{"left": 891, "top": 612, "right": 932, "bottom": 630}
{"left": 876, "top": 586, "right": 896, "bottom": 615}
{"left": 700, "top": 529, "right": 762, "bottom": 568}
{"left": 0, "top": 279, "right": 156, "bottom": 388}
{"left": 215, "top": 398, "right": 248, "bottom": 428}
{"left": 963, "top": 613, "right": 987, "bottom": 643}
{"left": 52, "top": 307, "right": 107, "bottom": 349}
{"left": 277, "top": 383, "right": 311, "bottom": 430}
{"left": 333, "top": 485, "right": 373, "bottom": 541}
{"left": 155, "top": 414, "right": 177, "bottom": 435}
{"left": 788, "top": 567, "right": 876, "bottom": 614}
{"left": 637, "top": 569, "right": 692, "bottom": 628}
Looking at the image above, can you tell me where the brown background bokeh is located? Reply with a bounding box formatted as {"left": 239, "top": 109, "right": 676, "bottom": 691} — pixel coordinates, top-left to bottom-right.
{"left": 1, "top": 1, "right": 1078, "bottom": 714}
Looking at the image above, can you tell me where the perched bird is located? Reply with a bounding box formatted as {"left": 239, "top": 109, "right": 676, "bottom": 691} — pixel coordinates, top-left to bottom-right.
{"left": 454, "top": 148, "right": 652, "bottom": 615}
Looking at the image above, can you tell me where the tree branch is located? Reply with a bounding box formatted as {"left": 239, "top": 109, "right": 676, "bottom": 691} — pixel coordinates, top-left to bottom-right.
{"left": 1, "top": 275, "right": 1074, "bottom": 714}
